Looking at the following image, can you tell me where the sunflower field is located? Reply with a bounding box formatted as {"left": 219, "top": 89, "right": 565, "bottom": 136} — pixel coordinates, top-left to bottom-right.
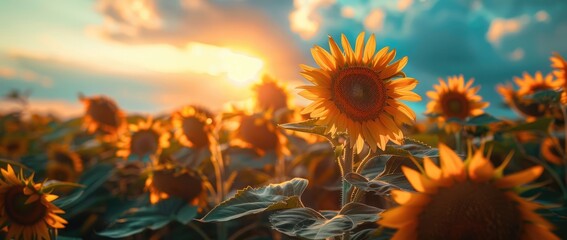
{"left": 1, "top": 32, "right": 567, "bottom": 240}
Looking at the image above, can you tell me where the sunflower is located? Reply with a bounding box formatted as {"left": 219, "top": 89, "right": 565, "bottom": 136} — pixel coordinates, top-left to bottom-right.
{"left": 541, "top": 137, "right": 564, "bottom": 165}
{"left": 550, "top": 53, "right": 567, "bottom": 103}
{"left": 299, "top": 32, "right": 421, "bottom": 152}
{"left": 116, "top": 117, "right": 170, "bottom": 160}
{"left": 252, "top": 74, "right": 291, "bottom": 113}
{"left": 0, "top": 165, "right": 67, "bottom": 240}
{"left": 0, "top": 135, "right": 29, "bottom": 159}
{"left": 47, "top": 145, "right": 83, "bottom": 174}
{"left": 379, "top": 144, "right": 557, "bottom": 240}
{"left": 425, "top": 75, "right": 488, "bottom": 132}
{"left": 171, "top": 106, "right": 215, "bottom": 149}
{"left": 145, "top": 166, "right": 204, "bottom": 205}
{"left": 498, "top": 72, "right": 562, "bottom": 119}
{"left": 80, "top": 95, "right": 126, "bottom": 136}
{"left": 233, "top": 113, "right": 288, "bottom": 156}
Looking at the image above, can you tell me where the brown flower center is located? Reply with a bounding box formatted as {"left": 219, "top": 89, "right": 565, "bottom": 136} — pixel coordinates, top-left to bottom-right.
{"left": 417, "top": 181, "right": 522, "bottom": 240}
{"left": 256, "top": 83, "right": 288, "bottom": 111}
{"left": 331, "top": 67, "right": 386, "bottom": 122}
{"left": 151, "top": 170, "right": 203, "bottom": 202}
{"left": 238, "top": 116, "right": 279, "bottom": 151}
{"left": 130, "top": 130, "right": 159, "bottom": 157}
{"left": 47, "top": 164, "right": 74, "bottom": 182}
{"left": 182, "top": 117, "right": 210, "bottom": 148}
{"left": 4, "top": 186, "right": 47, "bottom": 225}
{"left": 86, "top": 99, "right": 121, "bottom": 128}
{"left": 5, "top": 142, "right": 22, "bottom": 153}
{"left": 440, "top": 92, "right": 470, "bottom": 119}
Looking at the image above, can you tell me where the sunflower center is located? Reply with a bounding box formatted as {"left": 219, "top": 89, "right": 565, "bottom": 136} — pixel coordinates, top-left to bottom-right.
{"left": 440, "top": 92, "right": 470, "bottom": 119}
{"left": 238, "top": 116, "right": 279, "bottom": 151}
{"left": 331, "top": 67, "right": 386, "bottom": 122}
{"left": 53, "top": 152, "right": 75, "bottom": 167}
{"left": 47, "top": 164, "right": 74, "bottom": 182}
{"left": 152, "top": 170, "right": 203, "bottom": 202}
{"left": 6, "top": 142, "right": 21, "bottom": 153}
{"left": 130, "top": 130, "right": 159, "bottom": 157}
{"left": 417, "top": 181, "right": 522, "bottom": 240}
{"left": 4, "top": 186, "right": 47, "bottom": 225}
{"left": 87, "top": 99, "right": 121, "bottom": 128}
{"left": 182, "top": 117, "right": 210, "bottom": 148}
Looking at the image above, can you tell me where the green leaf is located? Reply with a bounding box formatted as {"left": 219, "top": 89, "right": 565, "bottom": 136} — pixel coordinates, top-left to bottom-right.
{"left": 42, "top": 180, "right": 85, "bottom": 192}
{"left": 505, "top": 118, "right": 553, "bottom": 132}
{"left": 270, "top": 202, "right": 383, "bottom": 239}
{"left": 465, "top": 113, "right": 501, "bottom": 126}
{"left": 344, "top": 172, "right": 400, "bottom": 194}
{"left": 525, "top": 89, "right": 562, "bottom": 104}
{"left": 98, "top": 198, "right": 197, "bottom": 238}
{"left": 201, "top": 178, "right": 308, "bottom": 222}
{"left": 278, "top": 119, "right": 327, "bottom": 137}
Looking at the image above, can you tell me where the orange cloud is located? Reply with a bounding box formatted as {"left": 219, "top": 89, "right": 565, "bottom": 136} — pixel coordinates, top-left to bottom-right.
{"left": 486, "top": 17, "right": 528, "bottom": 46}
{"left": 289, "top": 0, "right": 335, "bottom": 39}
{"left": 0, "top": 66, "right": 53, "bottom": 87}
{"left": 364, "top": 9, "right": 386, "bottom": 32}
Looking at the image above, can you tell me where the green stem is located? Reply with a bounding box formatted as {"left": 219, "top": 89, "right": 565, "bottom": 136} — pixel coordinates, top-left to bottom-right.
{"left": 188, "top": 222, "right": 212, "bottom": 240}
{"left": 558, "top": 104, "right": 567, "bottom": 195}
{"left": 455, "top": 129, "right": 463, "bottom": 155}
{"left": 341, "top": 140, "right": 354, "bottom": 240}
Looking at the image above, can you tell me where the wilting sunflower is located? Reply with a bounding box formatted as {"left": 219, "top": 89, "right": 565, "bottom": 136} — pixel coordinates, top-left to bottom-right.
{"left": 498, "top": 72, "right": 562, "bottom": 119}
{"left": 550, "top": 53, "right": 567, "bottom": 103}
{"left": 80, "top": 95, "right": 126, "bottom": 136}
{"left": 0, "top": 165, "right": 67, "bottom": 240}
{"left": 116, "top": 117, "right": 170, "bottom": 160}
{"left": 425, "top": 75, "right": 488, "bottom": 132}
{"left": 252, "top": 75, "right": 291, "bottom": 113}
{"left": 47, "top": 145, "right": 83, "bottom": 174}
{"left": 233, "top": 113, "right": 288, "bottom": 156}
{"left": 379, "top": 144, "right": 557, "bottom": 240}
{"left": 299, "top": 32, "right": 421, "bottom": 152}
{"left": 145, "top": 166, "right": 204, "bottom": 205}
{"left": 171, "top": 106, "right": 215, "bottom": 149}
{"left": 541, "top": 137, "right": 564, "bottom": 165}
{"left": 0, "top": 135, "right": 29, "bottom": 159}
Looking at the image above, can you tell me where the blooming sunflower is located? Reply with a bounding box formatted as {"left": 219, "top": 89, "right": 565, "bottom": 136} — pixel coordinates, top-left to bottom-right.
{"left": 252, "top": 74, "right": 291, "bottom": 113}
{"left": 379, "top": 144, "right": 558, "bottom": 240}
{"left": 0, "top": 165, "right": 67, "bottom": 240}
{"left": 116, "top": 117, "right": 170, "bottom": 160}
{"left": 550, "top": 53, "right": 567, "bottom": 103}
{"left": 299, "top": 32, "right": 421, "bottom": 152}
{"left": 145, "top": 166, "right": 204, "bottom": 205}
{"left": 497, "top": 72, "right": 562, "bottom": 119}
{"left": 541, "top": 137, "right": 564, "bottom": 165}
{"left": 233, "top": 113, "right": 288, "bottom": 156}
{"left": 425, "top": 75, "right": 488, "bottom": 132}
{"left": 80, "top": 95, "right": 126, "bottom": 136}
{"left": 47, "top": 145, "right": 83, "bottom": 174}
{"left": 171, "top": 106, "right": 215, "bottom": 149}
{"left": 0, "top": 135, "right": 29, "bottom": 159}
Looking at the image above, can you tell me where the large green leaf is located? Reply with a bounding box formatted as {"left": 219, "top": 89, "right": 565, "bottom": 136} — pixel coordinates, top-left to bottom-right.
{"left": 201, "top": 178, "right": 308, "bottom": 222}
{"left": 344, "top": 172, "right": 400, "bottom": 194}
{"left": 98, "top": 198, "right": 198, "bottom": 238}
{"left": 270, "top": 202, "right": 383, "bottom": 239}
{"left": 465, "top": 113, "right": 501, "bottom": 126}
{"left": 278, "top": 119, "right": 328, "bottom": 137}
{"left": 525, "top": 89, "right": 562, "bottom": 104}
{"left": 505, "top": 118, "right": 554, "bottom": 132}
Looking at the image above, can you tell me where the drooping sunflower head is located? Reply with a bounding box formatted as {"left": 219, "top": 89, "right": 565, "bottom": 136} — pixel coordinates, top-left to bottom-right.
{"left": 0, "top": 165, "right": 67, "bottom": 240}
{"left": 80, "top": 95, "right": 126, "bottom": 136}
{"left": 116, "top": 117, "right": 170, "bottom": 160}
{"left": 171, "top": 106, "right": 215, "bottom": 149}
{"left": 299, "top": 32, "right": 421, "bottom": 152}
{"left": 252, "top": 74, "right": 291, "bottom": 113}
{"left": 145, "top": 167, "right": 204, "bottom": 205}
{"left": 105, "top": 161, "right": 146, "bottom": 199}
{"left": 47, "top": 144, "right": 83, "bottom": 174}
{"left": 550, "top": 53, "right": 567, "bottom": 103}
{"left": 379, "top": 144, "right": 557, "bottom": 240}
{"left": 0, "top": 135, "right": 28, "bottom": 159}
{"left": 233, "top": 113, "right": 287, "bottom": 155}
{"left": 425, "top": 76, "right": 488, "bottom": 129}
{"left": 514, "top": 71, "right": 560, "bottom": 96}
{"left": 541, "top": 137, "right": 564, "bottom": 165}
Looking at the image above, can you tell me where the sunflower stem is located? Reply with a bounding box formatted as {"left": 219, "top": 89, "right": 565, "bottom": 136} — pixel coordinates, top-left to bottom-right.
{"left": 558, "top": 104, "right": 567, "bottom": 191}
{"left": 210, "top": 129, "right": 227, "bottom": 239}
{"left": 455, "top": 129, "right": 463, "bottom": 155}
{"left": 340, "top": 139, "right": 354, "bottom": 240}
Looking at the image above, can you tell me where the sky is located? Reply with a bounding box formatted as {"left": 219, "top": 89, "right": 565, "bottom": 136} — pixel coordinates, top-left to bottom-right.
{"left": 1, "top": 0, "right": 566, "bottom": 119}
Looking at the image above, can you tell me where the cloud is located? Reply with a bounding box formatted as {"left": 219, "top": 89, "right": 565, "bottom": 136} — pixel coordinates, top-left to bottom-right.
{"left": 363, "top": 9, "right": 385, "bottom": 32}
{"left": 0, "top": 66, "right": 53, "bottom": 87}
{"left": 486, "top": 16, "right": 528, "bottom": 46}
{"left": 289, "top": 0, "right": 335, "bottom": 39}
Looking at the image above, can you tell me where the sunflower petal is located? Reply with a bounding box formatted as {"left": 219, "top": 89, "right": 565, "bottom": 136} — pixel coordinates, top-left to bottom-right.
{"left": 494, "top": 166, "right": 543, "bottom": 188}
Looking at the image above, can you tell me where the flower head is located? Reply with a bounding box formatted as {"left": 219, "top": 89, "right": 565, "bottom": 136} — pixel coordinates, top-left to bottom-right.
{"left": 299, "top": 32, "right": 421, "bottom": 152}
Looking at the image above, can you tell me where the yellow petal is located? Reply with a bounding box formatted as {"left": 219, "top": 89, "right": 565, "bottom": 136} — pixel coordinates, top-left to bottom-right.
{"left": 391, "top": 190, "right": 431, "bottom": 206}
{"left": 467, "top": 150, "right": 495, "bottom": 182}
{"left": 379, "top": 205, "right": 421, "bottom": 228}
{"left": 438, "top": 144, "right": 466, "bottom": 181}
{"left": 402, "top": 166, "right": 437, "bottom": 193}
{"left": 495, "top": 166, "right": 543, "bottom": 188}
